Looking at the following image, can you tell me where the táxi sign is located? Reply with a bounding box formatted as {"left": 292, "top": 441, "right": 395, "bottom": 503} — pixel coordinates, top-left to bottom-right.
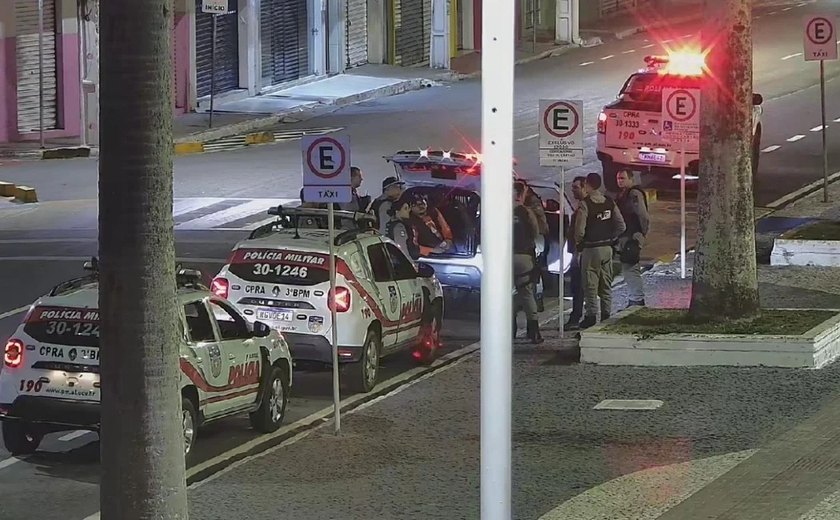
{"left": 301, "top": 135, "right": 352, "bottom": 203}
{"left": 804, "top": 14, "right": 838, "bottom": 61}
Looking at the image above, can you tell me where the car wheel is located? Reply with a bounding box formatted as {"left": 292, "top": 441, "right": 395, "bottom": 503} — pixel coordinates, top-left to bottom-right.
{"left": 601, "top": 160, "right": 619, "bottom": 193}
{"left": 344, "top": 328, "right": 381, "bottom": 393}
{"left": 414, "top": 302, "right": 443, "bottom": 365}
{"left": 250, "top": 365, "right": 288, "bottom": 433}
{"left": 2, "top": 422, "right": 42, "bottom": 455}
{"left": 182, "top": 397, "right": 198, "bottom": 463}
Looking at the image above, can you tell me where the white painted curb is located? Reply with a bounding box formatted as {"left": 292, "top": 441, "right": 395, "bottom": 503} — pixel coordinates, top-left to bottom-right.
{"left": 771, "top": 238, "right": 840, "bottom": 267}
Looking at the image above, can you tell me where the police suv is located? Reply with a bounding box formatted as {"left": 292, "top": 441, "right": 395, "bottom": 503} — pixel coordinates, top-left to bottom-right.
{"left": 0, "top": 261, "right": 293, "bottom": 459}
{"left": 596, "top": 52, "right": 764, "bottom": 192}
{"left": 211, "top": 206, "right": 445, "bottom": 393}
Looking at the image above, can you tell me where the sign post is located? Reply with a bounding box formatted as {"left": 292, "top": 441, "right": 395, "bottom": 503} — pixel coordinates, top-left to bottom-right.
{"left": 539, "top": 99, "right": 583, "bottom": 336}
{"left": 301, "top": 134, "right": 352, "bottom": 434}
{"left": 202, "top": 0, "right": 231, "bottom": 128}
{"left": 662, "top": 88, "right": 700, "bottom": 280}
{"left": 804, "top": 14, "right": 838, "bottom": 203}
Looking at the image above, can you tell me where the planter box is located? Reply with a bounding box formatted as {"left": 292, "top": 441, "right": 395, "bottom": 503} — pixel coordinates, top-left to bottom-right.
{"left": 580, "top": 307, "right": 840, "bottom": 368}
{"left": 771, "top": 239, "right": 840, "bottom": 267}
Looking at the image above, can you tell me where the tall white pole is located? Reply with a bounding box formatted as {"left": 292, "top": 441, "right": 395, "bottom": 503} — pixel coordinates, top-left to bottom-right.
{"left": 481, "top": 0, "right": 514, "bottom": 514}
{"left": 78, "top": 0, "right": 87, "bottom": 147}
{"left": 820, "top": 59, "right": 828, "bottom": 203}
{"left": 38, "top": 0, "right": 45, "bottom": 148}
{"left": 558, "top": 167, "right": 565, "bottom": 337}
{"left": 328, "top": 202, "right": 341, "bottom": 434}
{"left": 680, "top": 142, "right": 686, "bottom": 279}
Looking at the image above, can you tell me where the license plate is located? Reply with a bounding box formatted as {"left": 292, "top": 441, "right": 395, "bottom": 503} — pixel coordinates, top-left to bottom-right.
{"left": 256, "top": 309, "right": 293, "bottom": 322}
{"left": 639, "top": 152, "right": 667, "bottom": 163}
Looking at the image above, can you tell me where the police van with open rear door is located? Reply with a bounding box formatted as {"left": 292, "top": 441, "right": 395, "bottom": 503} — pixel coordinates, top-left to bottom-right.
{"left": 596, "top": 51, "right": 764, "bottom": 192}
{"left": 0, "top": 260, "right": 293, "bottom": 460}
{"left": 211, "top": 206, "right": 445, "bottom": 394}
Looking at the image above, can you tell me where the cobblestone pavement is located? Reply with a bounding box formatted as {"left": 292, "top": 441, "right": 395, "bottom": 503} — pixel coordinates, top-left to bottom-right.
{"left": 188, "top": 261, "right": 840, "bottom": 520}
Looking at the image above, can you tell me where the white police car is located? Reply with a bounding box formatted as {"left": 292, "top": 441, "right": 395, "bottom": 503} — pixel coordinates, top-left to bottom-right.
{"left": 0, "top": 260, "right": 293, "bottom": 459}
{"left": 211, "top": 207, "right": 445, "bottom": 394}
{"left": 596, "top": 51, "right": 764, "bottom": 192}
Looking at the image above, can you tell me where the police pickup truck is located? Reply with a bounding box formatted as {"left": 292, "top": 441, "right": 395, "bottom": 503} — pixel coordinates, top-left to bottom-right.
{"left": 596, "top": 52, "right": 764, "bottom": 192}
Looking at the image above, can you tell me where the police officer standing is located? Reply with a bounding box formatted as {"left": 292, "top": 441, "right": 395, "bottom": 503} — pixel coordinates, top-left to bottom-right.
{"left": 615, "top": 169, "right": 650, "bottom": 307}
{"left": 573, "top": 172, "right": 626, "bottom": 329}
{"left": 513, "top": 182, "right": 543, "bottom": 344}
{"left": 565, "top": 176, "right": 587, "bottom": 330}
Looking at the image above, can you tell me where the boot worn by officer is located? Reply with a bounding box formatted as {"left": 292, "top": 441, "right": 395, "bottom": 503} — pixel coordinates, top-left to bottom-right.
{"left": 565, "top": 314, "right": 581, "bottom": 330}
{"left": 526, "top": 320, "right": 544, "bottom": 344}
{"left": 579, "top": 315, "right": 597, "bottom": 329}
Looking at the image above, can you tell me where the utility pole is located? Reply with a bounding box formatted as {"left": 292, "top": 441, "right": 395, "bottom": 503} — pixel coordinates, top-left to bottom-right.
{"left": 689, "top": 0, "right": 760, "bottom": 320}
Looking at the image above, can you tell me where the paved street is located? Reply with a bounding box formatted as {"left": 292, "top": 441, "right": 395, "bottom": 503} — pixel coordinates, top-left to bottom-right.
{"left": 1, "top": 1, "right": 840, "bottom": 519}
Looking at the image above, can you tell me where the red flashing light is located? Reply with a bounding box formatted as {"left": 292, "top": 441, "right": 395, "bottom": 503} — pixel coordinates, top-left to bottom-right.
{"left": 4, "top": 339, "right": 23, "bottom": 368}
{"left": 328, "top": 287, "right": 351, "bottom": 313}
{"left": 211, "top": 277, "right": 229, "bottom": 299}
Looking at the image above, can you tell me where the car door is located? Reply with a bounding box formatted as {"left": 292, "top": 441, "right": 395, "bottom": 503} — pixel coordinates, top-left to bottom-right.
{"left": 365, "top": 241, "right": 403, "bottom": 350}
{"left": 206, "top": 298, "right": 262, "bottom": 412}
{"left": 384, "top": 242, "right": 425, "bottom": 345}
{"left": 182, "top": 300, "right": 230, "bottom": 417}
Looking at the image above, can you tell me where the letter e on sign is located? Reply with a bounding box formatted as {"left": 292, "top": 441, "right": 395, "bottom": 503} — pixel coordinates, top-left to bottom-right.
{"left": 804, "top": 15, "right": 838, "bottom": 61}
{"left": 539, "top": 99, "right": 583, "bottom": 150}
{"left": 301, "top": 134, "right": 351, "bottom": 187}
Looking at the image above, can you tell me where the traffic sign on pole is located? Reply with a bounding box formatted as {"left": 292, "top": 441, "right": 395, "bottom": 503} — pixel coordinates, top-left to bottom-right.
{"left": 301, "top": 134, "right": 352, "bottom": 203}
{"left": 539, "top": 99, "right": 583, "bottom": 167}
{"left": 804, "top": 15, "right": 838, "bottom": 61}
{"left": 201, "top": 0, "right": 230, "bottom": 14}
{"left": 661, "top": 87, "right": 700, "bottom": 153}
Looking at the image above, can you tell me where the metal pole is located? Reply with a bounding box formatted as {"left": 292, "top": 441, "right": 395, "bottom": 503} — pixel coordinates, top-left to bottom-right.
{"left": 821, "top": 59, "right": 828, "bottom": 203}
{"left": 558, "top": 167, "right": 565, "bottom": 337}
{"left": 209, "top": 14, "right": 217, "bottom": 128}
{"left": 481, "top": 0, "right": 514, "bottom": 513}
{"left": 531, "top": 1, "right": 537, "bottom": 53}
{"left": 328, "top": 202, "right": 341, "bottom": 434}
{"left": 78, "top": 0, "right": 87, "bottom": 147}
{"left": 680, "top": 141, "right": 686, "bottom": 279}
{"left": 38, "top": 0, "right": 45, "bottom": 148}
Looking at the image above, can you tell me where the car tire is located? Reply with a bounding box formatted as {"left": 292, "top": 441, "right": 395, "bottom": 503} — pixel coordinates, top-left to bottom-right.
{"left": 414, "top": 302, "right": 443, "bottom": 365}
{"left": 249, "top": 365, "right": 288, "bottom": 433}
{"left": 2, "top": 422, "right": 42, "bottom": 455}
{"left": 344, "top": 328, "right": 381, "bottom": 393}
{"left": 601, "top": 160, "right": 619, "bottom": 193}
{"left": 182, "top": 396, "right": 199, "bottom": 463}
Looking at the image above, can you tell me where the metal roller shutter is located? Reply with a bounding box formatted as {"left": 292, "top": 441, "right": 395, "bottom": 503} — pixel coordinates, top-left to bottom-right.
{"left": 394, "top": 0, "right": 427, "bottom": 66}
{"left": 346, "top": 0, "right": 368, "bottom": 67}
{"left": 195, "top": 0, "right": 240, "bottom": 98}
{"left": 15, "top": 0, "right": 58, "bottom": 134}
{"left": 260, "top": 0, "right": 309, "bottom": 86}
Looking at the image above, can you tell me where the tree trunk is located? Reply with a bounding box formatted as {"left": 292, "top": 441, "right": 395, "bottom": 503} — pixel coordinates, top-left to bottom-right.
{"left": 688, "top": 0, "right": 760, "bottom": 321}
{"left": 99, "top": 0, "right": 188, "bottom": 518}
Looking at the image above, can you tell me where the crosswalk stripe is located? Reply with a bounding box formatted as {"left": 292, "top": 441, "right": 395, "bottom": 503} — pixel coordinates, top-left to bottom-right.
{"left": 175, "top": 199, "right": 294, "bottom": 230}
{"left": 173, "top": 198, "right": 227, "bottom": 217}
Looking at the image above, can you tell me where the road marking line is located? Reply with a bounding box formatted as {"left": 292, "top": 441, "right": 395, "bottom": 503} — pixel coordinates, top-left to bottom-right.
{"left": 58, "top": 430, "right": 89, "bottom": 442}
{"left": 761, "top": 145, "right": 781, "bottom": 153}
{"left": 601, "top": 55, "right": 614, "bottom": 60}
{"left": 787, "top": 134, "right": 806, "bottom": 142}
{"left": 0, "top": 256, "right": 227, "bottom": 264}
{"left": 835, "top": 117, "right": 840, "bottom": 123}
{"left": 0, "top": 305, "right": 29, "bottom": 320}
{"left": 661, "top": 39, "right": 672, "bottom": 43}
{"left": 622, "top": 49, "right": 636, "bottom": 54}
{"left": 782, "top": 6, "right": 792, "bottom": 10}
{"left": 768, "top": 10, "right": 778, "bottom": 14}
{"left": 765, "top": 169, "right": 840, "bottom": 209}
{"left": 811, "top": 125, "right": 828, "bottom": 132}
{"left": 0, "top": 456, "right": 25, "bottom": 470}
{"left": 580, "top": 61, "right": 594, "bottom": 66}
{"left": 594, "top": 399, "right": 664, "bottom": 410}
{"left": 517, "top": 133, "right": 539, "bottom": 142}
{"left": 642, "top": 44, "right": 655, "bottom": 49}
{"left": 782, "top": 52, "right": 803, "bottom": 60}
{"left": 175, "top": 199, "right": 294, "bottom": 230}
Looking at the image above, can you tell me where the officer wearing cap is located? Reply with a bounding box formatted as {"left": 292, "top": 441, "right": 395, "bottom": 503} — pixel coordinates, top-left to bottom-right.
{"left": 370, "top": 176, "right": 406, "bottom": 233}
{"left": 385, "top": 192, "right": 421, "bottom": 260}
{"left": 573, "top": 172, "right": 626, "bottom": 329}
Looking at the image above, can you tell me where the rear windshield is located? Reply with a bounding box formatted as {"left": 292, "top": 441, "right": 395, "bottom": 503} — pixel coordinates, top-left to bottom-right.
{"left": 617, "top": 73, "right": 701, "bottom": 110}
{"left": 24, "top": 306, "right": 100, "bottom": 347}
{"left": 227, "top": 248, "right": 331, "bottom": 286}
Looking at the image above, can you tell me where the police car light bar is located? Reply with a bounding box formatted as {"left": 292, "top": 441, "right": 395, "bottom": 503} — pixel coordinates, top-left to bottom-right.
{"left": 83, "top": 256, "right": 99, "bottom": 272}
{"left": 176, "top": 268, "right": 206, "bottom": 289}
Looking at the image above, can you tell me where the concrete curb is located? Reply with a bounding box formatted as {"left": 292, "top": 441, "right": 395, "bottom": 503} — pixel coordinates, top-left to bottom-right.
{"left": 581, "top": 12, "right": 704, "bottom": 41}
{"left": 0, "top": 180, "right": 37, "bottom": 203}
{"left": 451, "top": 44, "right": 583, "bottom": 80}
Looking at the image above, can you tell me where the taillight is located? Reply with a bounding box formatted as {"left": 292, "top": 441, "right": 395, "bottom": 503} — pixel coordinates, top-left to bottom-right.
{"left": 4, "top": 339, "right": 23, "bottom": 368}
{"left": 328, "top": 287, "right": 351, "bottom": 313}
{"left": 597, "top": 112, "right": 607, "bottom": 134}
{"left": 211, "top": 277, "right": 229, "bottom": 299}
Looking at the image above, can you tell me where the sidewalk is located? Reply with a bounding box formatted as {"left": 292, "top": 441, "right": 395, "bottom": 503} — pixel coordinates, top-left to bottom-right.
{"left": 580, "top": 1, "right": 704, "bottom": 41}
{"left": 187, "top": 260, "right": 840, "bottom": 520}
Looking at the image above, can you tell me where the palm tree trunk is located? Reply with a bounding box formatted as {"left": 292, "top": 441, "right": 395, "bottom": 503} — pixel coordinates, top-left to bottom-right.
{"left": 99, "top": 0, "right": 187, "bottom": 518}
{"left": 689, "top": 0, "right": 760, "bottom": 321}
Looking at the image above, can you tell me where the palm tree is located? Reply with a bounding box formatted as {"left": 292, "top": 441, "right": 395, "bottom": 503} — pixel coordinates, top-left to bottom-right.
{"left": 98, "top": 0, "right": 188, "bottom": 518}
{"left": 689, "top": 0, "right": 760, "bottom": 321}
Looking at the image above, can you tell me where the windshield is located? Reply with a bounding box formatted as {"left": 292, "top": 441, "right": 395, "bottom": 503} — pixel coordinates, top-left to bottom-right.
{"left": 23, "top": 306, "right": 100, "bottom": 347}
{"left": 227, "top": 248, "right": 331, "bottom": 285}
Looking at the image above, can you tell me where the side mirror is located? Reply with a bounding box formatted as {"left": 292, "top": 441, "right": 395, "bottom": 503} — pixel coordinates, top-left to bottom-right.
{"left": 253, "top": 320, "right": 271, "bottom": 338}
{"left": 417, "top": 263, "right": 435, "bottom": 278}
{"left": 83, "top": 256, "right": 99, "bottom": 271}
{"left": 753, "top": 93, "right": 763, "bottom": 106}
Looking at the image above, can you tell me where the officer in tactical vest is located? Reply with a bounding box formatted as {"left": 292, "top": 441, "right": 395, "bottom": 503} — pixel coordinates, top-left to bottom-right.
{"left": 513, "top": 181, "right": 544, "bottom": 344}
{"left": 573, "top": 172, "right": 626, "bottom": 329}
